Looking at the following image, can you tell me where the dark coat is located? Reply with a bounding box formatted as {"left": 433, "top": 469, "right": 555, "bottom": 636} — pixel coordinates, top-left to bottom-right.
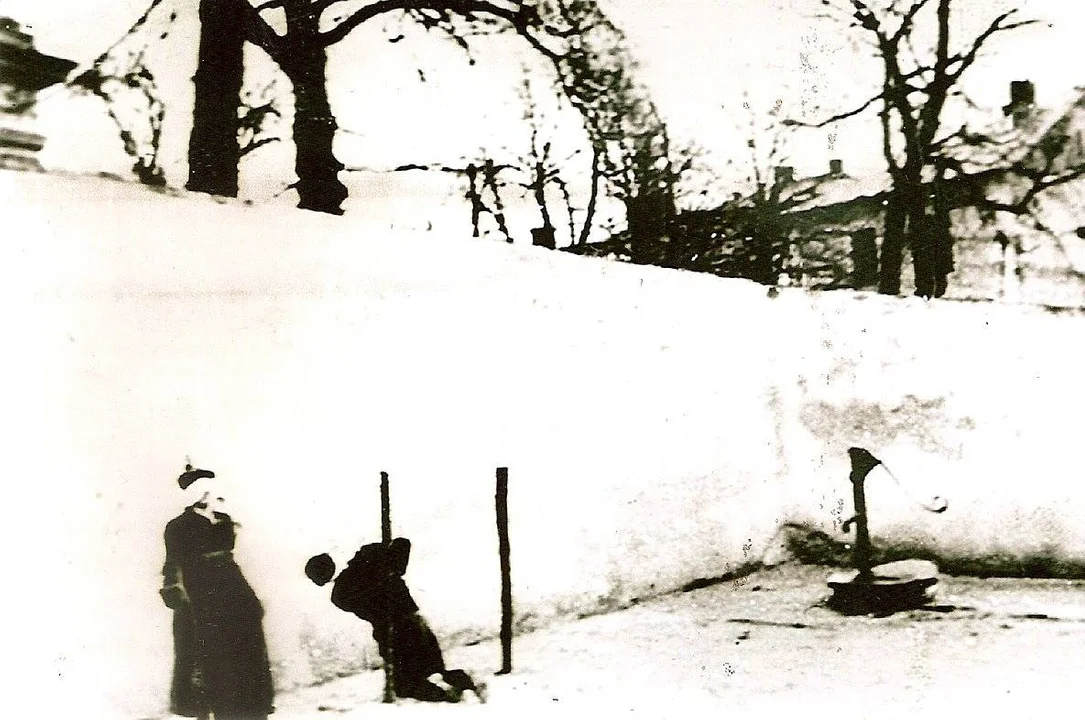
{"left": 162, "top": 508, "right": 274, "bottom": 719}
{"left": 330, "top": 538, "right": 417, "bottom": 623}
{"left": 330, "top": 538, "right": 445, "bottom": 683}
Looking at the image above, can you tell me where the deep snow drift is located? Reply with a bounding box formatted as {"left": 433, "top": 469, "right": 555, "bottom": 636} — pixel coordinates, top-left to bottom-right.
{"left": 4, "top": 170, "right": 1084, "bottom": 718}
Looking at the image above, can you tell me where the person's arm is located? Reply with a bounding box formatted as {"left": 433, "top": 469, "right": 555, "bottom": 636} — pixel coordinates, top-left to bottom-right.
{"left": 388, "top": 537, "right": 411, "bottom": 577}
{"left": 159, "top": 522, "right": 190, "bottom": 610}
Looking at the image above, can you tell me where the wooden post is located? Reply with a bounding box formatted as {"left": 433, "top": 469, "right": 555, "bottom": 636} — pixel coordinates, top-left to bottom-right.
{"left": 380, "top": 471, "right": 395, "bottom": 703}
{"left": 381, "top": 471, "right": 392, "bottom": 544}
{"left": 495, "top": 467, "right": 513, "bottom": 674}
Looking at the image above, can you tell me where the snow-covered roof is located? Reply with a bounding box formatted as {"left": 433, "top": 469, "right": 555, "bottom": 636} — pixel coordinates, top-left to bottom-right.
{"left": 780, "top": 171, "right": 892, "bottom": 213}
{"left": 940, "top": 88, "right": 1085, "bottom": 175}
{"left": 759, "top": 88, "right": 1085, "bottom": 219}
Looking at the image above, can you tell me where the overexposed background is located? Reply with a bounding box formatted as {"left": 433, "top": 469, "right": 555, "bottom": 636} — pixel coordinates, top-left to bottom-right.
{"left": 5, "top": 1, "right": 1085, "bottom": 717}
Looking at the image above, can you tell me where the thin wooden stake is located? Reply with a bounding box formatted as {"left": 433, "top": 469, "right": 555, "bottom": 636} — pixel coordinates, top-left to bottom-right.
{"left": 380, "top": 471, "right": 395, "bottom": 703}
{"left": 495, "top": 466, "right": 513, "bottom": 674}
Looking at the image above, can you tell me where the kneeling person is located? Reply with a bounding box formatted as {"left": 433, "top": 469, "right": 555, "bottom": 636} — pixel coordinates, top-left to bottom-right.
{"left": 305, "top": 538, "right": 486, "bottom": 703}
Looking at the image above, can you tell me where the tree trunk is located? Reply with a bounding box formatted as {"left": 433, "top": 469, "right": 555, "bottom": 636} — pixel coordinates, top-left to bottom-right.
{"left": 465, "top": 165, "right": 482, "bottom": 238}
{"left": 910, "top": 209, "right": 935, "bottom": 299}
{"left": 878, "top": 192, "right": 907, "bottom": 295}
{"left": 749, "top": 229, "right": 779, "bottom": 286}
{"left": 931, "top": 182, "right": 954, "bottom": 298}
{"left": 932, "top": 218, "right": 954, "bottom": 298}
{"left": 186, "top": 0, "right": 245, "bottom": 197}
{"left": 906, "top": 183, "right": 942, "bottom": 299}
{"left": 532, "top": 159, "right": 553, "bottom": 231}
{"left": 626, "top": 189, "right": 674, "bottom": 264}
{"left": 283, "top": 48, "right": 348, "bottom": 215}
{"left": 576, "top": 146, "right": 601, "bottom": 246}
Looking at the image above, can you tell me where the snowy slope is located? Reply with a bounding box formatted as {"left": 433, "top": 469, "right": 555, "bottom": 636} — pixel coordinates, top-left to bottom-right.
{"left": 4, "top": 170, "right": 1085, "bottom": 718}
{"left": 2, "top": 170, "right": 781, "bottom": 718}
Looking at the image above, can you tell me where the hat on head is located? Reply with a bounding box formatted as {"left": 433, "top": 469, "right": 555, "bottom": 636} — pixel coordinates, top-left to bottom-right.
{"left": 305, "top": 553, "right": 336, "bottom": 586}
{"left": 178, "top": 463, "right": 215, "bottom": 490}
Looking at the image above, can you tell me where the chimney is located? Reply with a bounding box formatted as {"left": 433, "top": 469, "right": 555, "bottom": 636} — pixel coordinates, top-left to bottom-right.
{"left": 1010, "top": 80, "right": 1035, "bottom": 107}
{"left": 1003, "top": 80, "right": 1036, "bottom": 129}
{"left": 829, "top": 158, "right": 844, "bottom": 176}
{"left": 773, "top": 165, "right": 794, "bottom": 186}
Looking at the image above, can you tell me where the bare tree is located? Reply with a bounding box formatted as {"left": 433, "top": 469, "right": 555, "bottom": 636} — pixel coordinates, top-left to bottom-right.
{"left": 71, "top": 3, "right": 179, "bottom": 188}
{"left": 731, "top": 97, "right": 802, "bottom": 284}
{"left": 514, "top": 71, "right": 582, "bottom": 247}
{"left": 194, "top": 0, "right": 559, "bottom": 215}
{"left": 801, "top": 0, "right": 1037, "bottom": 297}
{"left": 382, "top": 159, "right": 515, "bottom": 241}
{"left": 184, "top": 0, "right": 675, "bottom": 232}
{"left": 532, "top": 0, "right": 677, "bottom": 257}
{"left": 377, "top": 0, "right": 682, "bottom": 249}
{"left": 477, "top": 158, "right": 514, "bottom": 242}
{"left": 667, "top": 96, "right": 814, "bottom": 284}
{"left": 375, "top": 74, "right": 585, "bottom": 250}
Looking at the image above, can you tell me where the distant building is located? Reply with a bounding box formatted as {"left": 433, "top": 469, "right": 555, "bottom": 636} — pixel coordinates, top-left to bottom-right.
{"left": 0, "top": 17, "right": 76, "bottom": 171}
{"left": 769, "top": 79, "right": 1085, "bottom": 306}
{"left": 568, "top": 80, "right": 1085, "bottom": 308}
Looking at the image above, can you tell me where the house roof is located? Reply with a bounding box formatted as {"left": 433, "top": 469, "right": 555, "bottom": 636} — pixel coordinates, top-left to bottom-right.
{"left": 0, "top": 18, "right": 76, "bottom": 91}
{"left": 571, "top": 86, "right": 1085, "bottom": 261}
{"left": 939, "top": 88, "right": 1085, "bottom": 175}
{"left": 779, "top": 170, "right": 892, "bottom": 213}
{"left": 765, "top": 87, "right": 1085, "bottom": 222}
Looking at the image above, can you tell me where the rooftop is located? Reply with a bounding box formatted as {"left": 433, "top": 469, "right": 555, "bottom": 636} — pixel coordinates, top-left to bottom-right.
{"left": 0, "top": 16, "right": 76, "bottom": 92}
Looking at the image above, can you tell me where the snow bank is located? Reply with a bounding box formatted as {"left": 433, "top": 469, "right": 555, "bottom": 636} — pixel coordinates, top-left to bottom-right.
{"left": 4, "top": 171, "right": 1082, "bottom": 718}
{"left": 3, "top": 172, "right": 781, "bottom": 718}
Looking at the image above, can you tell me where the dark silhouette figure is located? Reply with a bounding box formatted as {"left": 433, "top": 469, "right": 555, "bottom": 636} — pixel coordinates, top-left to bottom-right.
{"left": 161, "top": 465, "right": 274, "bottom": 720}
{"left": 305, "top": 539, "right": 486, "bottom": 703}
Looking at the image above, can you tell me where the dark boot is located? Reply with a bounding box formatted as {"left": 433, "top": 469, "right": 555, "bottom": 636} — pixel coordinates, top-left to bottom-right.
{"left": 396, "top": 677, "right": 460, "bottom": 703}
{"left": 442, "top": 669, "right": 488, "bottom": 703}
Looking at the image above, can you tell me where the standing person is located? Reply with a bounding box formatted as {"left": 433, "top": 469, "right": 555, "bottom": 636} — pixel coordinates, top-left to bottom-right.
{"left": 305, "top": 538, "right": 487, "bottom": 703}
{"left": 160, "top": 464, "right": 275, "bottom": 720}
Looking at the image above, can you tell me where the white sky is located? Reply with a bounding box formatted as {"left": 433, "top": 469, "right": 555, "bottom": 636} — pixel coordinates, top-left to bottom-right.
{"left": 4, "top": 0, "right": 1085, "bottom": 197}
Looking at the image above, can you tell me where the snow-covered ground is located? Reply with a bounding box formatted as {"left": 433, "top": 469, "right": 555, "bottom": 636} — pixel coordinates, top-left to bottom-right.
{"left": 271, "top": 565, "right": 1085, "bottom": 720}
{"left": 4, "top": 170, "right": 1085, "bottom": 718}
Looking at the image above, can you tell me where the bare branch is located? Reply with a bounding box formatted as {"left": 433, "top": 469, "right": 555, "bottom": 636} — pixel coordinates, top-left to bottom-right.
{"left": 891, "top": 0, "right": 934, "bottom": 42}
{"left": 71, "top": 47, "right": 167, "bottom": 185}
{"left": 914, "top": 0, "right": 951, "bottom": 149}
{"left": 387, "top": 161, "right": 516, "bottom": 173}
{"left": 240, "top": 136, "right": 280, "bottom": 156}
{"left": 845, "top": 0, "right": 882, "bottom": 34}
{"left": 972, "top": 179, "right": 1064, "bottom": 216}
{"left": 234, "top": 0, "right": 286, "bottom": 58}
{"left": 404, "top": 7, "right": 480, "bottom": 64}
{"left": 238, "top": 77, "right": 283, "bottom": 157}
{"left": 946, "top": 11, "right": 1038, "bottom": 82}
{"left": 784, "top": 92, "right": 883, "bottom": 128}
{"left": 85, "top": 0, "right": 170, "bottom": 72}
{"left": 928, "top": 121, "right": 966, "bottom": 153}
{"left": 879, "top": 82, "right": 902, "bottom": 176}
{"left": 318, "top": 0, "right": 540, "bottom": 49}
{"left": 765, "top": 101, "right": 790, "bottom": 174}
